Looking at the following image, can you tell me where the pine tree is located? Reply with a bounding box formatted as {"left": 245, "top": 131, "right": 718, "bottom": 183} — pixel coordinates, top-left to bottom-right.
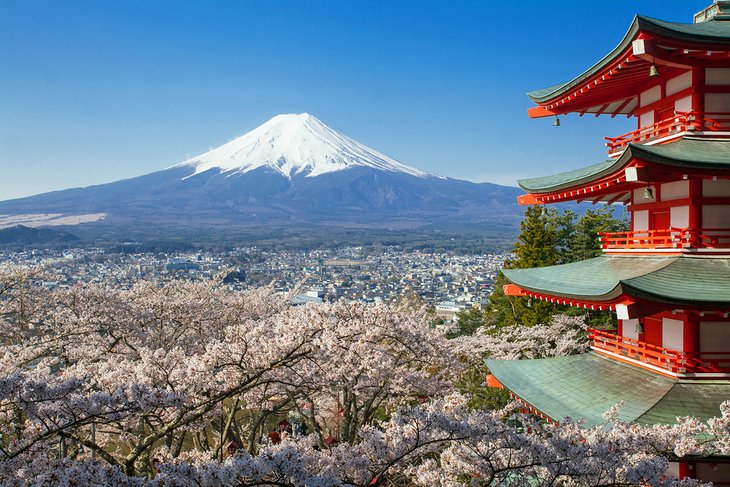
{"left": 482, "top": 206, "right": 562, "bottom": 328}
{"left": 512, "top": 205, "right": 560, "bottom": 269}
{"left": 568, "top": 207, "right": 629, "bottom": 261}
{"left": 456, "top": 205, "right": 629, "bottom": 332}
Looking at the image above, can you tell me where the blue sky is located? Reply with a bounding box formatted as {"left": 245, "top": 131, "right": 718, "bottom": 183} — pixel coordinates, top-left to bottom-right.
{"left": 0, "top": 0, "right": 710, "bottom": 200}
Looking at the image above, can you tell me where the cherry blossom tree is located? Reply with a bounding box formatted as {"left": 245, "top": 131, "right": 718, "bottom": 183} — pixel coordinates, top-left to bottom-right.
{"left": 0, "top": 265, "right": 725, "bottom": 486}
{"left": 450, "top": 313, "right": 589, "bottom": 362}
{"left": 0, "top": 269, "right": 456, "bottom": 478}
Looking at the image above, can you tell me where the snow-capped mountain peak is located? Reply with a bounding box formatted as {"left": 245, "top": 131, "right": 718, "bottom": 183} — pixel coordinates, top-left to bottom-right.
{"left": 175, "top": 113, "right": 430, "bottom": 179}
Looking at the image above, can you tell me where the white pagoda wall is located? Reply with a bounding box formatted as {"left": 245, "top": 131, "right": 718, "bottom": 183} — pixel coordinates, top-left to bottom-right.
{"left": 620, "top": 318, "right": 640, "bottom": 341}
{"left": 705, "top": 67, "right": 730, "bottom": 85}
{"left": 706, "top": 67, "right": 730, "bottom": 112}
{"left": 666, "top": 71, "right": 692, "bottom": 96}
{"left": 662, "top": 318, "right": 684, "bottom": 351}
{"left": 700, "top": 322, "right": 730, "bottom": 353}
{"left": 702, "top": 179, "right": 730, "bottom": 228}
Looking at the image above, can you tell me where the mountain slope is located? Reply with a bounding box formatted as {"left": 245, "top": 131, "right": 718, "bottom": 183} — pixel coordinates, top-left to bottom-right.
{"left": 0, "top": 114, "right": 523, "bottom": 233}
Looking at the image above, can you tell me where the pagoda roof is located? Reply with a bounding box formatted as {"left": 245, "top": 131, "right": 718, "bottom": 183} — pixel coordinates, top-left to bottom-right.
{"left": 486, "top": 352, "right": 730, "bottom": 426}
{"left": 528, "top": 15, "right": 730, "bottom": 105}
{"left": 518, "top": 137, "right": 730, "bottom": 194}
{"left": 502, "top": 255, "right": 730, "bottom": 308}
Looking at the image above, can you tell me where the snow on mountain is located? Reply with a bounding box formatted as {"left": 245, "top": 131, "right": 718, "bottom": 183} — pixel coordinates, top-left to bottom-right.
{"left": 174, "top": 113, "right": 431, "bottom": 179}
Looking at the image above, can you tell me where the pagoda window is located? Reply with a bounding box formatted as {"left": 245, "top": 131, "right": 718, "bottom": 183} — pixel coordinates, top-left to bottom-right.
{"left": 666, "top": 71, "right": 693, "bottom": 97}
{"left": 620, "top": 318, "right": 640, "bottom": 341}
{"left": 702, "top": 178, "right": 730, "bottom": 197}
{"left": 705, "top": 67, "right": 730, "bottom": 86}
{"left": 705, "top": 92, "right": 730, "bottom": 112}
{"left": 670, "top": 205, "right": 689, "bottom": 228}
{"left": 661, "top": 181, "right": 690, "bottom": 200}
{"left": 702, "top": 205, "right": 730, "bottom": 227}
{"left": 662, "top": 317, "right": 684, "bottom": 352}
{"left": 633, "top": 209, "right": 649, "bottom": 232}
{"left": 702, "top": 179, "right": 730, "bottom": 242}
{"left": 674, "top": 95, "right": 692, "bottom": 113}
{"left": 640, "top": 85, "right": 662, "bottom": 108}
{"left": 700, "top": 322, "right": 730, "bottom": 354}
{"left": 638, "top": 86, "right": 662, "bottom": 128}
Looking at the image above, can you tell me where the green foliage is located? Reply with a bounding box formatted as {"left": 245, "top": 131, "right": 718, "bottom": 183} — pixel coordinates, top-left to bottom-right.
{"left": 455, "top": 364, "right": 510, "bottom": 410}
{"left": 449, "top": 306, "right": 487, "bottom": 338}
{"left": 567, "top": 207, "right": 630, "bottom": 262}
{"left": 512, "top": 205, "right": 560, "bottom": 269}
{"left": 482, "top": 272, "right": 558, "bottom": 328}
{"left": 473, "top": 205, "right": 628, "bottom": 330}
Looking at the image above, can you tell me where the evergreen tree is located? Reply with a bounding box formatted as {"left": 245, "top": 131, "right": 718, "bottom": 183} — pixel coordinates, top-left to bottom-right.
{"left": 482, "top": 206, "right": 562, "bottom": 328}
{"left": 568, "top": 207, "right": 629, "bottom": 261}
{"left": 512, "top": 205, "right": 560, "bottom": 269}
{"left": 455, "top": 205, "right": 629, "bottom": 332}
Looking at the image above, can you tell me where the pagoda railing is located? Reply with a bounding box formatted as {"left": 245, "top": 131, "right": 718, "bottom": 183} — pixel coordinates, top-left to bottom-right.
{"left": 605, "top": 111, "right": 730, "bottom": 156}
{"left": 599, "top": 227, "right": 730, "bottom": 250}
{"left": 588, "top": 328, "right": 730, "bottom": 374}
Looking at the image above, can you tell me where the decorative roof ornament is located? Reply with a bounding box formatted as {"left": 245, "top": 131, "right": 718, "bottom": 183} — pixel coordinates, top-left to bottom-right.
{"left": 694, "top": 0, "right": 730, "bottom": 23}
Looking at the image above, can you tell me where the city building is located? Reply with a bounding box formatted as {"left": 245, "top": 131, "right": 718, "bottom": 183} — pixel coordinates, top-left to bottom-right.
{"left": 487, "top": 2, "right": 730, "bottom": 481}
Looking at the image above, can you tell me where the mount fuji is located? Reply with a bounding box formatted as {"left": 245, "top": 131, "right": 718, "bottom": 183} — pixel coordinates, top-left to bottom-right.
{"left": 177, "top": 113, "right": 429, "bottom": 179}
{"left": 0, "top": 114, "right": 523, "bottom": 236}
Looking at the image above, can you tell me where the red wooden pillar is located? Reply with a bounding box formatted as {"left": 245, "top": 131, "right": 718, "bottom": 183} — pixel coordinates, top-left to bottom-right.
{"left": 679, "top": 460, "right": 694, "bottom": 479}
{"left": 688, "top": 178, "right": 703, "bottom": 247}
{"left": 684, "top": 313, "right": 701, "bottom": 355}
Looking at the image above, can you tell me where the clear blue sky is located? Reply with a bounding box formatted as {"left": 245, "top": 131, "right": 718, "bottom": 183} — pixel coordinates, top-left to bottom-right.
{"left": 0, "top": 0, "right": 710, "bottom": 200}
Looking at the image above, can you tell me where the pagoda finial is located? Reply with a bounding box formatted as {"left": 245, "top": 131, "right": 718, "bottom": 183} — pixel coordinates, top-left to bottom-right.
{"left": 694, "top": 0, "right": 730, "bottom": 23}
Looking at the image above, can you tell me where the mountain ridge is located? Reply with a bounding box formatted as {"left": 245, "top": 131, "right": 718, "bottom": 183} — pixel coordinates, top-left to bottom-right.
{"left": 0, "top": 114, "right": 524, "bottom": 236}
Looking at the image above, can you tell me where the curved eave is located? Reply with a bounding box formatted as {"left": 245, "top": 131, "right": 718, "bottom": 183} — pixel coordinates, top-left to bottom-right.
{"left": 502, "top": 255, "right": 730, "bottom": 308}
{"left": 502, "top": 256, "right": 674, "bottom": 303}
{"left": 517, "top": 137, "right": 730, "bottom": 196}
{"left": 517, "top": 158, "right": 625, "bottom": 194}
{"left": 628, "top": 137, "right": 730, "bottom": 170}
{"left": 621, "top": 256, "right": 730, "bottom": 308}
{"left": 486, "top": 352, "right": 730, "bottom": 427}
{"left": 528, "top": 15, "right": 730, "bottom": 105}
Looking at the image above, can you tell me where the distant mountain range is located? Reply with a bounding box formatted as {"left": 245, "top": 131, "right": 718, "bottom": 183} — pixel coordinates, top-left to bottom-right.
{"left": 0, "top": 114, "right": 523, "bottom": 237}
{"left": 0, "top": 225, "right": 79, "bottom": 245}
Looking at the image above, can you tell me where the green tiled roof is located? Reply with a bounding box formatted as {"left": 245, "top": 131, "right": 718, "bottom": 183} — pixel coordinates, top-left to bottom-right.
{"left": 502, "top": 255, "right": 730, "bottom": 307}
{"left": 528, "top": 16, "right": 730, "bottom": 103}
{"left": 518, "top": 160, "right": 616, "bottom": 193}
{"left": 630, "top": 137, "right": 730, "bottom": 168}
{"left": 622, "top": 256, "right": 730, "bottom": 306}
{"left": 517, "top": 137, "right": 730, "bottom": 194}
{"left": 486, "top": 352, "right": 730, "bottom": 427}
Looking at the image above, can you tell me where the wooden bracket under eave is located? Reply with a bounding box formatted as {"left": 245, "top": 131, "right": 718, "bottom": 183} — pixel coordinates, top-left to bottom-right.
{"left": 503, "top": 284, "right": 528, "bottom": 297}
{"left": 517, "top": 193, "right": 544, "bottom": 205}
{"left": 528, "top": 105, "right": 558, "bottom": 119}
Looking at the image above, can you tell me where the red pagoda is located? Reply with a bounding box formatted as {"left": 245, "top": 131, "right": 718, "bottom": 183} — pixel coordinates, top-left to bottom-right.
{"left": 486, "top": 2, "right": 730, "bottom": 482}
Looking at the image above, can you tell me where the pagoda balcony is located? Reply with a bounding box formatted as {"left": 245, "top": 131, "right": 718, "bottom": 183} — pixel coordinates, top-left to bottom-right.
{"left": 605, "top": 111, "right": 730, "bottom": 157}
{"left": 599, "top": 227, "right": 730, "bottom": 251}
{"left": 588, "top": 328, "right": 730, "bottom": 376}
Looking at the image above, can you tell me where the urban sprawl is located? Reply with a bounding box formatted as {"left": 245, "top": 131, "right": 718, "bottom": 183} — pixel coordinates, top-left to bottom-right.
{"left": 1, "top": 247, "right": 506, "bottom": 320}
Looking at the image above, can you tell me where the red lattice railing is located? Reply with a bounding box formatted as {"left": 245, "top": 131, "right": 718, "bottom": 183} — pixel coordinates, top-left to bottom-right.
{"left": 588, "top": 328, "right": 730, "bottom": 374}
{"left": 605, "top": 111, "right": 730, "bottom": 156}
{"left": 599, "top": 227, "right": 730, "bottom": 250}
